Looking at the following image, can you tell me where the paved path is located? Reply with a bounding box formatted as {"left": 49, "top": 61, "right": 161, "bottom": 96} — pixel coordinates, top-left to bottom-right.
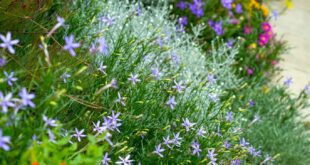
{"left": 271, "top": 0, "right": 310, "bottom": 120}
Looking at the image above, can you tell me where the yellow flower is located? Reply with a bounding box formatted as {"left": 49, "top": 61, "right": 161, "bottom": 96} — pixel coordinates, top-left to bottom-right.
{"left": 232, "top": 3, "right": 236, "bottom": 8}
{"left": 250, "top": 0, "right": 260, "bottom": 9}
{"left": 249, "top": 43, "right": 257, "bottom": 49}
{"left": 259, "top": 54, "right": 265, "bottom": 59}
{"left": 262, "top": 86, "right": 270, "bottom": 94}
{"left": 285, "top": 0, "right": 293, "bottom": 9}
{"left": 261, "top": 5, "right": 269, "bottom": 17}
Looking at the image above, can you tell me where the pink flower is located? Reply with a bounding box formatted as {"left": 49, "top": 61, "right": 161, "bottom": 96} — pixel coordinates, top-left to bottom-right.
{"left": 261, "top": 22, "right": 272, "bottom": 32}
{"left": 265, "top": 30, "right": 273, "bottom": 39}
{"left": 258, "top": 33, "right": 269, "bottom": 46}
{"left": 247, "top": 68, "right": 254, "bottom": 75}
{"left": 244, "top": 26, "right": 252, "bottom": 34}
{"left": 229, "top": 19, "right": 240, "bottom": 25}
{"left": 271, "top": 60, "right": 278, "bottom": 65}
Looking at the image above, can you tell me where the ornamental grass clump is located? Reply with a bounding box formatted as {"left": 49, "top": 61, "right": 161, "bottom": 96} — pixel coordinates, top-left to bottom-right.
{"left": 0, "top": 0, "right": 269, "bottom": 164}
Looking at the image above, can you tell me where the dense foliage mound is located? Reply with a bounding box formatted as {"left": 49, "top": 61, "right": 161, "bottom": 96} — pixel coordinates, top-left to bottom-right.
{"left": 0, "top": 0, "right": 309, "bottom": 164}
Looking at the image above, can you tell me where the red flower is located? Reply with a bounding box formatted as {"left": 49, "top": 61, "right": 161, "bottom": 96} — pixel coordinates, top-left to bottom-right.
{"left": 31, "top": 162, "right": 39, "bottom": 165}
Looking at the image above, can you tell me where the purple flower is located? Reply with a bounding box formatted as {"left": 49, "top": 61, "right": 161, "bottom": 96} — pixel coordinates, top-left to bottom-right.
{"left": 176, "top": 1, "right": 187, "bottom": 10}
{"left": 32, "top": 134, "right": 42, "bottom": 145}
{"left": 207, "top": 149, "right": 217, "bottom": 165}
{"left": 240, "top": 138, "right": 249, "bottom": 147}
{"left": 225, "top": 111, "right": 233, "bottom": 122}
{"left": 154, "top": 144, "right": 165, "bottom": 158}
{"left": 0, "top": 92, "right": 15, "bottom": 113}
{"left": 151, "top": 68, "right": 163, "bottom": 80}
{"left": 253, "top": 150, "right": 261, "bottom": 157}
{"left": 93, "top": 121, "right": 106, "bottom": 134}
{"left": 284, "top": 77, "right": 293, "bottom": 87}
{"left": 208, "top": 20, "right": 215, "bottom": 27}
{"left": 208, "top": 74, "right": 216, "bottom": 84}
{"left": 272, "top": 10, "right": 279, "bottom": 21}
{"left": 191, "top": 141, "right": 201, "bottom": 157}
{"left": 181, "top": 118, "right": 196, "bottom": 132}
{"left": 249, "top": 100, "right": 255, "bottom": 107}
{"left": 48, "top": 129, "right": 56, "bottom": 143}
{"left": 305, "top": 85, "right": 310, "bottom": 95}
{"left": 224, "top": 140, "right": 231, "bottom": 149}
{"left": 226, "top": 39, "right": 234, "bottom": 48}
{"left": 221, "top": 0, "right": 234, "bottom": 9}
{"left": 178, "top": 16, "right": 188, "bottom": 26}
{"left": 102, "top": 116, "right": 113, "bottom": 131}
{"left": 61, "top": 72, "right": 71, "bottom": 83}
{"left": 172, "top": 80, "right": 185, "bottom": 93}
{"left": 72, "top": 128, "right": 86, "bottom": 142}
{"left": 197, "top": 127, "right": 207, "bottom": 137}
{"left": 57, "top": 16, "right": 65, "bottom": 26}
{"left": 110, "top": 78, "right": 118, "bottom": 89}
{"left": 156, "top": 37, "right": 164, "bottom": 48}
{"left": 100, "top": 16, "right": 115, "bottom": 26}
{"left": 209, "top": 94, "right": 219, "bottom": 102}
{"left": 217, "top": 126, "right": 222, "bottom": 137}
{"left": 137, "top": 0, "right": 142, "bottom": 16}
{"left": 0, "top": 32, "right": 19, "bottom": 54}
{"left": 19, "top": 88, "right": 35, "bottom": 108}
{"left": 43, "top": 115, "right": 58, "bottom": 127}
{"left": 102, "top": 152, "right": 111, "bottom": 165}
{"left": 231, "top": 159, "right": 241, "bottom": 165}
{"left": 47, "top": 16, "right": 65, "bottom": 37}
{"left": 189, "top": 0, "right": 204, "bottom": 18}
{"left": 98, "top": 62, "right": 107, "bottom": 75}
{"left": 213, "top": 21, "right": 224, "bottom": 36}
{"left": 262, "top": 154, "right": 273, "bottom": 164}
{"left": 166, "top": 96, "right": 177, "bottom": 110}
{"left": 0, "top": 129, "right": 10, "bottom": 151}
{"left": 115, "top": 92, "right": 126, "bottom": 106}
{"left": 98, "top": 37, "right": 109, "bottom": 55}
{"left": 163, "top": 136, "right": 172, "bottom": 148}
{"left": 4, "top": 71, "right": 18, "bottom": 86}
{"left": 0, "top": 57, "right": 6, "bottom": 67}
{"left": 64, "top": 35, "right": 80, "bottom": 56}
{"left": 128, "top": 73, "right": 141, "bottom": 85}
{"left": 116, "top": 155, "right": 134, "bottom": 165}
{"left": 104, "top": 132, "right": 113, "bottom": 146}
{"left": 171, "top": 53, "right": 181, "bottom": 63}
{"left": 172, "top": 132, "right": 182, "bottom": 147}
{"left": 248, "top": 146, "right": 257, "bottom": 155}
{"left": 89, "top": 43, "right": 97, "bottom": 54}
{"left": 235, "top": 3, "right": 243, "bottom": 13}
{"left": 108, "top": 111, "right": 122, "bottom": 132}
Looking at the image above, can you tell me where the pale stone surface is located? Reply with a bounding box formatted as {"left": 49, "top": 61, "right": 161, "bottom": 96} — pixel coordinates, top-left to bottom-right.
{"left": 271, "top": 0, "right": 310, "bottom": 120}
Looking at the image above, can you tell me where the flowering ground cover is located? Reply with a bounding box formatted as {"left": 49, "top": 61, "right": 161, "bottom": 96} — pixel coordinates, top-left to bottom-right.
{"left": 171, "top": 0, "right": 288, "bottom": 83}
{"left": 0, "top": 0, "right": 309, "bottom": 164}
